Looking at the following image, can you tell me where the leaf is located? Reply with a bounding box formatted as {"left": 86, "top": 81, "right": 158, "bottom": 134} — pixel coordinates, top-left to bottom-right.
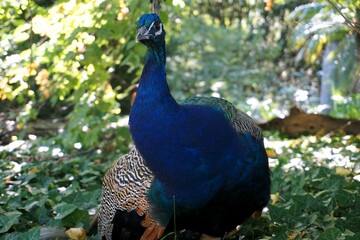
{"left": 335, "top": 189, "right": 354, "bottom": 208}
{"left": 34, "top": 207, "right": 50, "bottom": 225}
{"left": 266, "top": 149, "right": 277, "bottom": 158}
{"left": 62, "top": 209, "right": 89, "bottom": 229}
{"left": 268, "top": 204, "right": 288, "bottom": 223}
{"left": 17, "top": 227, "right": 41, "bottom": 240}
{"left": 0, "top": 227, "right": 40, "bottom": 240}
{"left": 346, "top": 232, "right": 360, "bottom": 240}
{"left": 288, "top": 229, "right": 301, "bottom": 240}
{"left": 62, "top": 190, "right": 101, "bottom": 209}
{"left": 0, "top": 232, "right": 21, "bottom": 240}
{"left": 271, "top": 192, "right": 280, "bottom": 205}
{"left": 0, "top": 211, "right": 22, "bottom": 233}
{"left": 317, "top": 227, "right": 342, "bottom": 240}
{"left": 54, "top": 203, "right": 77, "bottom": 219}
{"left": 335, "top": 167, "right": 353, "bottom": 176}
{"left": 66, "top": 227, "right": 86, "bottom": 240}
{"left": 345, "top": 210, "right": 360, "bottom": 232}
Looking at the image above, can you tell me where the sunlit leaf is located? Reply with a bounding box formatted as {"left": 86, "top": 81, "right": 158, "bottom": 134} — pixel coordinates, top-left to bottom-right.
{"left": 53, "top": 203, "right": 77, "bottom": 220}
{"left": 66, "top": 227, "right": 86, "bottom": 240}
{"left": 317, "top": 227, "right": 342, "bottom": 240}
{"left": 335, "top": 167, "right": 353, "bottom": 176}
{"left": 0, "top": 212, "right": 22, "bottom": 234}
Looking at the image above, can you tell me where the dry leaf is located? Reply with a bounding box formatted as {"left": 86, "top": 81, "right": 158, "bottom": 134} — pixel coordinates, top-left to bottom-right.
{"left": 65, "top": 227, "right": 86, "bottom": 240}
{"left": 271, "top": 192, "right": 280, "bottom": 205}
{"left": 266, "top": 149, "right": 277, "bottom": 158}
{"left": 335, "top": 167, "right": 353, "bottom": 176}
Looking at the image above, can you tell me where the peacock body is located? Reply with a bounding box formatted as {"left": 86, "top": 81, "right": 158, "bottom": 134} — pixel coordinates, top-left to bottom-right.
{"left": 99, "top": 13, "right": 270, "bottom": 240}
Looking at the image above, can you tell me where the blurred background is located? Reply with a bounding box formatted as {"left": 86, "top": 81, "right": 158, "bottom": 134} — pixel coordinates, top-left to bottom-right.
{"left": 0, "top": 0, "right": 359, "bottom": 239}
{"left": 1, "top": 0, "right": 359, "bottom": 149}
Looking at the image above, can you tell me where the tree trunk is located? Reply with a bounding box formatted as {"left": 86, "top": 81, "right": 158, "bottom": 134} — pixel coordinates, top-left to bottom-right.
{"left": 354, "top": 7, "right": 360, "bottom": 92}
{"left": 320, "top": 41, "right": 338, "bottom": 115}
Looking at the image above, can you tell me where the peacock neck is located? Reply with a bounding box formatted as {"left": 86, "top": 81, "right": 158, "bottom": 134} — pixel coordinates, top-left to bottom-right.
{"left": 131, "top": 41, "right": 178, "bottom": 120}
{"left": 147, "top": 41, "right": 166, "bottom": 67}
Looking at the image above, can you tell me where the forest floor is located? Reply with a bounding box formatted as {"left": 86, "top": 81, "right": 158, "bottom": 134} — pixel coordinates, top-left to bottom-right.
{"left": 0, "top": 120, "right": 359, "bottom": 239}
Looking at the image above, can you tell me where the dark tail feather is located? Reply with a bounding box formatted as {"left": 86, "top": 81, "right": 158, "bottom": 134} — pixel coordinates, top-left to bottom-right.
{"left": 110, "top": 210, "right": 145, "bottom": 240}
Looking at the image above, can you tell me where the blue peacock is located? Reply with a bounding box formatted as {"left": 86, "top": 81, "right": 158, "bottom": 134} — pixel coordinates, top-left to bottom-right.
{"left": 98, "top": 13, "right": 271, "bottom": 240}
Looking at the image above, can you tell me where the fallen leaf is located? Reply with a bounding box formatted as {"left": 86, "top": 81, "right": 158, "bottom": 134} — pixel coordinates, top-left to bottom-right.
{"left": 271, "top": 192, "right": 280, "bottom": 205}
{"left": 65, "top": 227, "right": 86, "bottom": 240}
{"left": 266, "top": 149, "right": 277, "bottom": 158}
{"left": 335, "top": 167, "right": 353, "bottom": 176}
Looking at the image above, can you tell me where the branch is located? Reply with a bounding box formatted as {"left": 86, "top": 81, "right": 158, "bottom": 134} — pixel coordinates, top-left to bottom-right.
{"left": 44, "top": 148, "right": 97, "bottom": 162}
{"left": 152, "top": 0, "right": 161, "bottom": 15}
{"left": 4, "top": 148, "right": 98, "bottom": 163}
{"left": 325, "top": 0, "right": 360, "bottom": 35}
{"left": 258, "top": 106, "right": 360, "bottom": 137}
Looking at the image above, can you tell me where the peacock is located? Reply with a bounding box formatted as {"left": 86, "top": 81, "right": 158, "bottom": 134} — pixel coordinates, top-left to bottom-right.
{"left": 98, "top": 13, "right": 271, "bottom": 240}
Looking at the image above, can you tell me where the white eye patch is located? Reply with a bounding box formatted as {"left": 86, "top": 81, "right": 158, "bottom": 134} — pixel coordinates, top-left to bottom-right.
{"left": 155, "top": 23, "right": 163, "bottom": 36}
{"left": 144, "top": 22, "right": 163, "bottom": 37}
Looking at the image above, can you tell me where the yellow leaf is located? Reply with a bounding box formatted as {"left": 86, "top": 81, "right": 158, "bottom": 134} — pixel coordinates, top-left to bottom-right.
{"left": 66, "top": 228, "right": 86, "bottom": 240}
{"left": 335, "top": 167, "right": 353, "bottom": 176}
{"left": 264, "top": 0, "right": 273, "bottom": 11}
{"left": 3, "top": 177, "right": 11, "bottom": 184}
{"left": 28, "top": 62, "right": 39, "bottom": 72}
{"left": 271, "top": 192, "right": 280, "bottom": 205}
{"left": 266, "top": 149, "right": 277, "bottom": 158}
{"left": 35, "top": 69, "right": 49, "bottom": 85}
{"left": 288, "top": 229, "right": 300, "bottom": 240}
{"left": 29, "top": 167, "right": 40, "bottom": 174}
{"left": 315, "top": 128, "right": 326, "bottom": 137}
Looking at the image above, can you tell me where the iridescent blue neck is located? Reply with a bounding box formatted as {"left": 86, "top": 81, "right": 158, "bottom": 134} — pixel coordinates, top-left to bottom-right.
{"left": 146, "top": 40, "right": 166, "bottom": 66}
{"left": 136, "top": 41, "right": 172, "bottom": 103}
{"left": 130, "top": 40, "right": 177, "bottom": 123}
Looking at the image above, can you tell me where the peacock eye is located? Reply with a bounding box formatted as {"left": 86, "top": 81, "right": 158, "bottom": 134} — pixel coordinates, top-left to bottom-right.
{"left": 154, "top": 22, "right": 160, "bottom": 31}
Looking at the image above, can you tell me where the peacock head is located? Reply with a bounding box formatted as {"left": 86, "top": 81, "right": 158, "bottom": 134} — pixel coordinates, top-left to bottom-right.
{"left": 136, "top": 14, "right": 165, "bottom": 46}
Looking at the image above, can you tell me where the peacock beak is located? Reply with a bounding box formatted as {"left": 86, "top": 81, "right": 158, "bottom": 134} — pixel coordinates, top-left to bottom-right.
{"left": 136, "top": 25, "right": 151, "bottom": 42}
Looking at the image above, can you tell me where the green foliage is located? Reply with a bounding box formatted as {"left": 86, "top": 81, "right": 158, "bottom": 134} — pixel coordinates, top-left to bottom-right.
{"left": 286, "top": 0, "right": 360, "bottom": 95}
{"left": 1, "top": 227, "right": 40, "bottom": 240}
{"left": 238, "top": 132, "right": 360, "bottom": 239}
{"left": 165, "top": 1, "right": 299, "bottom": 120}
{"left": 287, "top": 1, "right": 355, "bottom": 62}
{"left": 0, "top": 0, "right": 148, "bottom": 150}
{"left": 168, "top": 16, "right": 277, "bottom": 101}
{"left": 1, "top": 0, "right": 359, "bottom": 238}
{"left": 331, "top": 94, "right": 360, "bottom": 119}
{"left": 1, "top": 0, "right": 358, "bottom": 142}
{"left": 0, "top": 212, "right": 22, "bottom": 234}
{"left": 0, "top": 141, "right": 110, "bottom": 239}
{"left": 1, "top": 131, "right": 359, "bottom": 239}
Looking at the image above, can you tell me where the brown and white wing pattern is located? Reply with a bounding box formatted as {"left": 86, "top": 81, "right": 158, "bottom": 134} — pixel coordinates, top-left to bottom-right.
{"left": 99, "top": 146, "right": 162, "bottom": 239}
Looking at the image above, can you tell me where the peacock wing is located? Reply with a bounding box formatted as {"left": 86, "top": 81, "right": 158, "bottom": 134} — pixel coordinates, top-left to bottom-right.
{"left": 179, "top": 96, "right": 263, "bottom": 140}
{"left": 99, "top": 146, "right": 164, "bottom": 240}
